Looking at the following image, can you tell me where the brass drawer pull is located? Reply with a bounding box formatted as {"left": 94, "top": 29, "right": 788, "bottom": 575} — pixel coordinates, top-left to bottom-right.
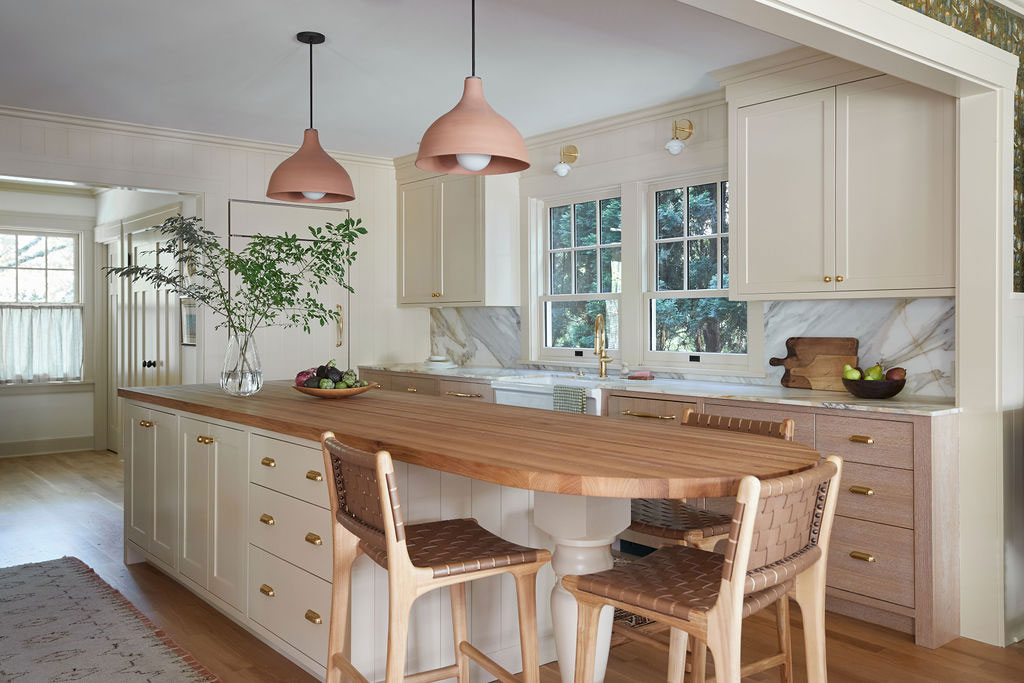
{"left": 304, "top": 609, "right": 322, "bottom": 625}
{"left": 138, "top": 420, "right": 154, "bottom": 428}
{"left": 407, "top": 387, "right": 418, "bottom": 392}
{"left": 621, "top": 410, "right": 676, "bottom": 420}
{"left": 849, "top": 435, "right": 874, "bottom": 444}
{"left": 446, "top": 391, "right": 483, "bottom": 398}
{"left": 196, "top": 435, "right": 214, "bottom": 445}
{"left": 305, "top": 532, "right": 323, "bottom": 546}
{"left": 850, "top": 551, "right": 876, "bottom": 563}
{"left": 259, "top": 513, "right": 276, "bottom": 526}
{"left": 306, "top": 470, "right": 323, "bottom": 482}
{"left": 259, "top": 583, "right": 275, "bottom": 597}
{"left": 260, "top": 456, "right": 277, "bottom": 468}
{"left": 849, "top": 485, "right": 875, "bottom": 496}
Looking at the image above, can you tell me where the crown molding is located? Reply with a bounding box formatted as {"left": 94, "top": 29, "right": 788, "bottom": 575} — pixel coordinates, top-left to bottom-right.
{"left": 0, "top": 210, "right": 96, "bottom": 231}
{"left": 0, "top": 180, "right": 97, "bottom": 198}
{"left": 710, "top": 46, "right": 832, "bottom": 86}
{"left": 0, "top": 106, "right": 395, "bottom": 170}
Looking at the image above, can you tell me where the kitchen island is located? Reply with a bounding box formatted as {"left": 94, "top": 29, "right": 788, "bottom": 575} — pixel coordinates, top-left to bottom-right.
{"left": 119, "top": 381, "right": 821, "bottom": 682}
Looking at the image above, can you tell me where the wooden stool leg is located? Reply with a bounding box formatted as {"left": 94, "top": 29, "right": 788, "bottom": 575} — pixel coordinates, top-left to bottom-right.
{"left": 668, "top": 628, "right": 689, "bottom": 683}
{"left": 326, "top": 531, "right": 360, "bottom": 683}
{"left": 574, "top": 599, "right": 603, "bottom": 683}
{"left": 706, "top": 620, "right": 741, "bottom": 683}
{"left": 514, "top": 571, "right": 540, "bottom": 683}
{"left": 384, "top": 587, "right": 414, "bottom": 683}
{"left": 450, "top": 583, "right": 471, "bottom": 682}
{"left": 793, "top": 569, "right": 828, "bottom": 683}
{"left": 777, "top": 596, "right": 793, "bottom": 683}
{"left": 691, "top": 640, "right": 707, "bottom": 683}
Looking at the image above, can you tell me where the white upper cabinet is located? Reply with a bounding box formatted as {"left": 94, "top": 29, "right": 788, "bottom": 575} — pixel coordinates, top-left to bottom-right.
{"left": 730, "top": 73, "right": 955, "bottom": 300}
{"left": 397, "top": 172, "right": 519, "bottom": 307}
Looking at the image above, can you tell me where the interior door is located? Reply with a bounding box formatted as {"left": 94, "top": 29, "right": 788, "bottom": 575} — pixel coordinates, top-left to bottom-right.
{"left": 398, "top": 178, "right": 439, "bottom": 305}
{"left": 127, "top": 225, "right": 181, "bottom": 387}
{"left": 106, "top": 241, "right": 125, "bottom": 452}
{"left": 227, "top": 200, "right": 352, "bottom": 380}
{"left": 438, "top": 175, "right": 482, "bottom": 303}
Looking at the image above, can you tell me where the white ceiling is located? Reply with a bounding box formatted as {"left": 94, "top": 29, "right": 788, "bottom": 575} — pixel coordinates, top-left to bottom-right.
{"left": 0, "top": 0, "right": 794, "bottom": 158}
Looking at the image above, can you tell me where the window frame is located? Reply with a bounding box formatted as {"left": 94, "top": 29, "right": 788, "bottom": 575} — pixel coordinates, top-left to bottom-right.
{"left": 0, "top": 228, "right": 81, "bottom": 305}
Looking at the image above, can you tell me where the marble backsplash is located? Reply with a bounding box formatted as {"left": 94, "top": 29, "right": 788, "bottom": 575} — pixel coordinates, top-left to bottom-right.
{"left": 429, "top": 297, "right": 955, "bottom": 398}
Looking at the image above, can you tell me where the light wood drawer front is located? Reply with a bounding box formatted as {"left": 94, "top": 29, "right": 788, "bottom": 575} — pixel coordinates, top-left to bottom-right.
{"left": 703, "top": 401, "right": 815, "bottom": 447}
{"left": 815, "top": 415, "right": 913, "bottom": 469}
{"left": 439, "top": 379, "right": 494, "bottom": 403}
{"left": 359, "top": 369, "right": 391, "bottom": 391}
{"left": 837, "top": 462, "right": 914, "bottom": 529}
{"left": 249, "top": 545, "right": 332, "bottom": 665}
{"left": 828, "top": 516, "right": 914, "bottom": 608}
{"left": 249, "top": 434, "right": 329, "bottom": 509}
{"left": 607, "top": 396, "right": 695, "bottom": 425}
{"left": 396, "top": 375, "right": 439, "bottom": 396}
{"left": 249, "top": 484, "right": 333, "bottom": 580}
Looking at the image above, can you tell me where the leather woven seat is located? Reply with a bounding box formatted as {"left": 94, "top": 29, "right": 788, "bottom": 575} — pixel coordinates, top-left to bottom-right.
{"left": 357, "top": 517, "right": 544, "bottom": 578}
{"left": 629, "top": 499, "right": 733, "bottom": 545}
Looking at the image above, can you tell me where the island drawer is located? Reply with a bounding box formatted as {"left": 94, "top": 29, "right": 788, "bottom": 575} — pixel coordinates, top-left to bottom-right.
{"left": 827, "top": 516, "right": 914, "bottom": 608}
{"left": 702, "top": 401, "right": 815, "bottom": 446}
{"left": 607, "top": 395, "right": 696, "bottom": 425}
{"left": 439, "top": 379, "right": 494, "bottom": 403}
{"left": 815, "top": 415, "right": 914, "bottom": 469}
{"left": 249, "top": 484, "right": 333, "bottom": 580}
{"left": 248, "top": 545, "right": 331, "bottom": 666}
{"left": 395, "top": 375, "right": 439, "bottom": 395}
{"left": 837, "top": 462, "right": 914, "bottom": 529}
{"left": 359, "top": 369, "right": 391, "bottom": 391}
{"left": 250, "top": 434, "right": 329, "bottom": 509}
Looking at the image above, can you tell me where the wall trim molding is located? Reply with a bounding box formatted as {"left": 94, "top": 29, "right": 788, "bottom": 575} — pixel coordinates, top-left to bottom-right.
{"left": 0, "top": 435, "right": 94, "bottom": 458}
{"left": 0, "top": 210, "right": 96, "bottom": 231}
{"left": 0, "top": 105, "right": 395, "bottom": 170}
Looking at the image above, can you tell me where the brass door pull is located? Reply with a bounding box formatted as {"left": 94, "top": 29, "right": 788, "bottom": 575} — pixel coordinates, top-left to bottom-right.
{"left": 446, "top": 391, "right": 483, "bottom": 398}
{"left": 407, "top": 387, "right": 418, "bottom": 392}
{"left": 621, "top": 410, "right": 676, "bottom": 420}
{"left": 196, "top": 435, "right": 214, "bottom": 445}
{"left": 260, "top": 456, "right": 277, "bottom": 468}
{"left": 305, "top": 470, "right": 323, "bottom": 482}
{"left": 304, "top": 609, "right": 322, "bottom": 625}
{"left": 259, "top": 513, "right": 275, "bottom": 526}
{"left": 335, "top": 304, "right": 344, "bottom": 348}
{"left": 138, "top": 420, "right": 154, "bottom": 428}
{"left": 849, "top": 485, "right": 875, "bottom": 496}
{"left": 849, "top": 435, "right": 874, "bottom": 444}
{"left": 259, "top": 583, "right": 275, "bottom": 597}
{"left": 305, "top": 532, "right": 323, "bottom": 546}
{"left": 850, "top": 551, "right": 876, "bottom": 563}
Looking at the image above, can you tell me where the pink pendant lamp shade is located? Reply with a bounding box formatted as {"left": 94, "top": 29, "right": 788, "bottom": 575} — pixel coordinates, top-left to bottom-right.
{"left": 416, "top": 77, "right": 529, "bottom": 175}
{"left": 267, "top": 129, "right": 354, "bottom": 203}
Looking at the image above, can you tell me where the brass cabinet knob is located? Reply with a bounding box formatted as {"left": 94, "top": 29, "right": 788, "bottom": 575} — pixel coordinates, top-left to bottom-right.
{"left": 850, "top": 551, "right": 876, "bottom": 563}
{"left": 823, "top": 276, "right": 832, "bottom": 283}
{"left": 305, "top": 470, "right": 323, "bottom": 482}
{"left": 196, "top": 435, "right": 214, "bottom": 445}
{"left": 407, "top": 387, "right": 418, "bottom": 393}
{"left": 304, "top": 609, "right": 322, "bottom": 625}
{"left": 836, "top": 275, "right": 845, "bottom": 283}
{"left": 621, "top": 410, "right": 676, "bottom": 420}
{"left": 305, "top": 532, "right": 323, "bottom": 546}
{"left": 260, "top": 456, "right": 276, "bottom": 468}
{"left": 849, "top": 485, "right": 875, "bottom": 496}
{"left": 259, "top": 513, "right": 275, "bottom": 526}
{"left": 138, "top": 420, "right": 154, "bottom": 428}
{"left": 431, "top": 292, "right": 441, "bottom": 298}
{"left": 259, "top": 583, "right": 276, "bottom": 597}
{"left": 849, "top": 435, "right": 874, "bottom": 444}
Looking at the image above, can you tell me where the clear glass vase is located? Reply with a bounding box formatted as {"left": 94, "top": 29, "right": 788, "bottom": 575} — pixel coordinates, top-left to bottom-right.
{"left": 220, "top": 331, "right": 263, "bottom": 396}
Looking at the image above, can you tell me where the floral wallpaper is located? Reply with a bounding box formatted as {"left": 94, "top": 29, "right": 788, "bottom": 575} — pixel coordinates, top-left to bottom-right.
{"left": 892, "top": 0, "right": 1024, "bottom": 290}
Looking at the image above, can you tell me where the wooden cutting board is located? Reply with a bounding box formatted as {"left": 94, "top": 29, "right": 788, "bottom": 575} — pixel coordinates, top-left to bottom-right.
{"left": 768, "top": 337, "right": 859, "bottom": 391}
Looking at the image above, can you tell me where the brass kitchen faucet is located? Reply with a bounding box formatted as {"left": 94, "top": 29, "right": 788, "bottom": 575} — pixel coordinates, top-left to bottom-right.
{"left": 594, "top": 313, "right": 612, "bottom": 379}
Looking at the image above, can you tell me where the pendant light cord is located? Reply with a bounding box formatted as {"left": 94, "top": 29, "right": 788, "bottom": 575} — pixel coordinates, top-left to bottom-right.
{"left": 309, "top": 40, "right": 314, "bottom": 129}
{"left": 471, "top": 0, "right": 476, "bottom": 77}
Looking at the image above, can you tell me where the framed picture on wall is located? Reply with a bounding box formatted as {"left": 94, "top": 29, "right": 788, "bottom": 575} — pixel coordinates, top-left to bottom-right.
{"left": 180, "top": 298, "right": 198, "bottom": 346}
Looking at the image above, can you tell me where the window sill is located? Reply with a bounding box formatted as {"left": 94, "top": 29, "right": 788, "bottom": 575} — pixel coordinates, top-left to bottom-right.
{"left": 523, "top": 358, "right": 766, "bottom": 380}
{"left": 0, "top": 381, "right": 94, "bottom": 395}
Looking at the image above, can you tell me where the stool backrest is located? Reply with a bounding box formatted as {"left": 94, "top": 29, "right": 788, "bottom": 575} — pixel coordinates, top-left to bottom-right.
{"left": 682, "top": 407, "right": 795, "bottom": 441}
{"left": 321, "top": 433, "right": 406, "bottom": 562}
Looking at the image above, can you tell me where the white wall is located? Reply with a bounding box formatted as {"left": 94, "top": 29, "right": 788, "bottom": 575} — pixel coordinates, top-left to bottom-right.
{"left": 95, "top": 187, "right": 196, "bottom": 225}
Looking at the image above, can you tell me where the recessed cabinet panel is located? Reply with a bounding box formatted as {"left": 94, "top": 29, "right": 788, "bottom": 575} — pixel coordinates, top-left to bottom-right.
{"left": 125, "top": 404, "right": 155, "bottom": 550}
{"left": 179, "top": 416, "right": 210, "bottom": 587}
{"left": 835, "top": 76, "right": 955, "bottom": 291}
{"left": 208, "top": 422, "right": 247, "bottom": 611}
{"left": 736, "top": 88, "right": 835, "bottom": 295}
{"left": 439, "top": 175, "right": 483, "bottom": 303}
{"left": 398, "top": 177, "right": 439, "bottom": 304}
{"left": 149, "top": 408, "right": 179, "bottom": 567}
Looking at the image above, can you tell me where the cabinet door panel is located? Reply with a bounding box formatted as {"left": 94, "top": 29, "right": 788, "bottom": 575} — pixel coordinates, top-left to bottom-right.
{"left": 179, "top": 416, "right": 210, "bottom": 587}
{"left": 439, "top": 175, "right": 483, "bottom": 303}
{"left": 398, "top": 178, "right": 439, "bottom": 304}
{"left": 208, "top": 423, "right": 247, "bottom": 612}
{"left": 836, "top": 76, "right": 955, "bottom": 291}
{"left": 124, "top": 404, "right": 154, "bottom": 550}
{"left": 736, "top": 88, "right": 835, "bottom": 295}
{"left": 149, "top": 407, "right": 178, "bottom": 567}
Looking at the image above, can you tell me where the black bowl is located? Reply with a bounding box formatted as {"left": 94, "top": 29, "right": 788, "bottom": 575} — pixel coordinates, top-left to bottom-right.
{"left": 842, "top": 377, "right": 906, "bottom": 399}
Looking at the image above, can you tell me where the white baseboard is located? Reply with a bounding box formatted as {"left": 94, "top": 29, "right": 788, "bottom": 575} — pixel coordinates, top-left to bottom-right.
{"left": 0, "top": 435, "right": 94, "bottom": 458}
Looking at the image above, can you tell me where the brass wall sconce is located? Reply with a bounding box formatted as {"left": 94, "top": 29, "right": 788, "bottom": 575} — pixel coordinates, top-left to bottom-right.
{"left": 553, "top": 144, "right": 579, "bottom": 176}
{"left": 665, "top": 119, "right": 694, "bottom": 155}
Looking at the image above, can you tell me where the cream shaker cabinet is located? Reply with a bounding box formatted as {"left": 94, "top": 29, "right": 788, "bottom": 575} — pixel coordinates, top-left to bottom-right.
{"left": 397, "top": 173, "right": 519, "bottom": 307}
{"left": 123, "top": 403, "right": 178, "bottom": 568}
{"left": 731, "top": 74, "right": 955, "bottom": 300}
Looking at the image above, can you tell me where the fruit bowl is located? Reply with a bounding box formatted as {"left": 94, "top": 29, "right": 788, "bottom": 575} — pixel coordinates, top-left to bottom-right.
{"left": 842, "top": 377, "right": 906, "bottom": 399}
{"left": 293, "top": 383, "right": 380, "bottom": 399}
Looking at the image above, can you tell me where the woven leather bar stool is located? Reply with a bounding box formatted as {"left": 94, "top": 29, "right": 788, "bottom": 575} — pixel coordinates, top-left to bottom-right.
{"left": 320, "top": 432, "right": 551, "bottom": 683}
{"left": 569, "top": 456, "right": 842, "bottom": 683}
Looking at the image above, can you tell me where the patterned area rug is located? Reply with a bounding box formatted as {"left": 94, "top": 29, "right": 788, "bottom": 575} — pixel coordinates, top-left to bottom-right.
{"left": 0, "top": 557, "right": 219, "bottom": 682}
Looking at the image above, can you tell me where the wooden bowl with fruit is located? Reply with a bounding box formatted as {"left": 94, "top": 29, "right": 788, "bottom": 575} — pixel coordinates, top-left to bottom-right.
{"left": 841, "top": 363, "right": 906, "bottom": 399}
{"left": 293, "top": 361, "right": 380, "bottom": 399}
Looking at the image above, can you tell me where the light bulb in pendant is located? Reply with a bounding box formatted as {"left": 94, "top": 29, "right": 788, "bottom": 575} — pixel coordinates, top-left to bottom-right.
{"left": 301, "top": 191, "right": 326, "bottom": 200}
{"left": 456, "top": 153, "right": 492, "bottom": 172}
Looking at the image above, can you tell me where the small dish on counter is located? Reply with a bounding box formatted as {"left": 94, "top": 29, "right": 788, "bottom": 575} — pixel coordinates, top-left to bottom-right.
{"left": 293, "top": 383, "right": 381, "bottom": 399}
{"left": 842, "top": 377, "right": 906, "bottom": 399}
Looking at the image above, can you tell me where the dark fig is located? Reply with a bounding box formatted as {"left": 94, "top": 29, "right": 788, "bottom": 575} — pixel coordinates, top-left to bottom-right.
{"left": 303, "top": 377, "right": 320, "bottom": 388}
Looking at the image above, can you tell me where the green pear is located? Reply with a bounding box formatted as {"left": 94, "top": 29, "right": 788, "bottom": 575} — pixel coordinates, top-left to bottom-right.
{"left": 864, "top": 363, "right": 885, "bottom": 381}
{"left": 843, "top": 364, "right": 862, "bottom": 380}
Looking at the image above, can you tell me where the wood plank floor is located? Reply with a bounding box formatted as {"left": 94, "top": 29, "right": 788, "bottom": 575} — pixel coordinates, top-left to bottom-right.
{"left": 1, "top": 451, "right": 1022, "bottom": 682}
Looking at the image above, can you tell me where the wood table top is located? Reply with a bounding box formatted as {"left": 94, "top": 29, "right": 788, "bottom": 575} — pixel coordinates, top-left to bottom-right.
{"left": 119, "top": 381, "right": 823, "bottom": 498}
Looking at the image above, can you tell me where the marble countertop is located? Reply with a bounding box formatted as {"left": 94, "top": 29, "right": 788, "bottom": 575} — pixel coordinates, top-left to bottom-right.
{"left": 359, "top": 363, "right": 959, "bottom": 416}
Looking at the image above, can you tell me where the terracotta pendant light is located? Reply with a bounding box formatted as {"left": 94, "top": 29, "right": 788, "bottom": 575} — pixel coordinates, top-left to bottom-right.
{"left": 416, "top": 0, "right": 529, "bottom": 175}
{"left": 267, "top": 31, "right": 355, "bottom": 203}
